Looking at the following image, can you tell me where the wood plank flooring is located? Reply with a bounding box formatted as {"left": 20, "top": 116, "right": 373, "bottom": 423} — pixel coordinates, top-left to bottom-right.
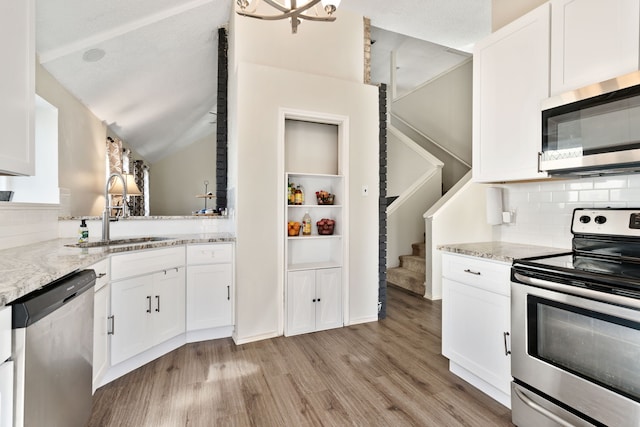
{"left": 88, "top": 286, "right": 513, "bottom": 426}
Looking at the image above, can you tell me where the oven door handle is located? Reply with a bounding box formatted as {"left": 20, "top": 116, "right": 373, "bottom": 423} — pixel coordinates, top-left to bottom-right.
{"left": 513, "top": 386, "right": 575, "bottom": 427}
{"left": 513, "top": 272, "right": 640, "bottom": 310}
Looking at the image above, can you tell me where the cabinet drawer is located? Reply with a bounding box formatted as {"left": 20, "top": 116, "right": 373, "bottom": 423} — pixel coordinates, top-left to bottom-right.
{"left": 111, "top": 247, "right": 185, "bottom": 281}
{"left": 442, "top": 253, "right": 510, "bottom": 296}
{"left": 187, "top": 243, "right": 233, "bottom": 265}
{"left": 89, "top": 259, "right": 110, "bottom": 291}
{"left": 0, "top": 306, "right": 10, "bottom": 363}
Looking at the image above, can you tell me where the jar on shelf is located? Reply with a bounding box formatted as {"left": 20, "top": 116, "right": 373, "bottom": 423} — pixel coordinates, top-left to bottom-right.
{"left": 302, "top": 211, "right": 312, "bottom": 236}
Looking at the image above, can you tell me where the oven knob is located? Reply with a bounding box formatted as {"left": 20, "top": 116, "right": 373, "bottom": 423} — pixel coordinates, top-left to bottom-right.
{"left": 579, "top": 215, "right": 591, "bottom": 224}
{"left": 595, "top": 215, "right": 607, "bottom": 224}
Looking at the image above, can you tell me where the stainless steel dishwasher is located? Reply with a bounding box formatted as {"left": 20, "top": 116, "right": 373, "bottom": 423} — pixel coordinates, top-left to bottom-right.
{"left": 11, "top": 269, "right": 96, "bottom": 427}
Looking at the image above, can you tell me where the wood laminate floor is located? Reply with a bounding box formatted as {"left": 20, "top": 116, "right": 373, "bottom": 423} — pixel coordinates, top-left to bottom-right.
{"left": 88, "top": 286, "right": 513, "bottom": 426}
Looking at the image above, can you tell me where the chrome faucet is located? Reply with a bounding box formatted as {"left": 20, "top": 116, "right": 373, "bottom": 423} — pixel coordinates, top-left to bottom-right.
{"left": 102, "top": 172, "right": 128, "bottom": 241}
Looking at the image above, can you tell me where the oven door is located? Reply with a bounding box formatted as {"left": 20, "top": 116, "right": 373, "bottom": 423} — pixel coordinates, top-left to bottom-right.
{"left": 511, "top": 273, "right": 640, "bottom": 427}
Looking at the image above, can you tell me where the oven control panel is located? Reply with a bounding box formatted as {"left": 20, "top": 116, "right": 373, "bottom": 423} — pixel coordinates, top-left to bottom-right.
{"left": 572, "top": 208, "right": 640, "bottom": 236}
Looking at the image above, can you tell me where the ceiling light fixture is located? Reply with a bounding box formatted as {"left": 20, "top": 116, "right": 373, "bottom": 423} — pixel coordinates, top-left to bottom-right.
{"left": 236, "top": 0, "right": 341, "bottom": 34}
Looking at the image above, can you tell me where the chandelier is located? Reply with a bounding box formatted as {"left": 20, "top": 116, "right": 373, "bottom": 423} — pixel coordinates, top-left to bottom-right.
{"left": 236, "top": 0, "right": 342, "bottom": 34}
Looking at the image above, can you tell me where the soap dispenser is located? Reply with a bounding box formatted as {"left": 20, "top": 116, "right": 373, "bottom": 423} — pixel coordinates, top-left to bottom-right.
{"left": 78, "top": 219, "right": 89, "bottom": 243}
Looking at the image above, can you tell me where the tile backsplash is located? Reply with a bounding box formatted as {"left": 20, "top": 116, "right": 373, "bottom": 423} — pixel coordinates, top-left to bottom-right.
{"left": 494, "top": 174, "right": 640, "bottom": 249}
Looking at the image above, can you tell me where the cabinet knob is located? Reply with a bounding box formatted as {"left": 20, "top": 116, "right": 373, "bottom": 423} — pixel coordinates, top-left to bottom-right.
{"left": 97, "top": 272, "right": 107, "bottom": 279}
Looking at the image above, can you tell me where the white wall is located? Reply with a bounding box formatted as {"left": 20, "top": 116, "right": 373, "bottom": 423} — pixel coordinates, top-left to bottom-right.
{"left": 429, "top": 178, "right": 493, "bottom": 299}
{"left": 392, "top": 59, "right": 473, "bottom": 165}
{"left": 36, "top": 63, "right": 108, "bottom": 216}
{"left": 230, "top": 8, "right": 379, "bottom": 344}
{"left": 150, "top": 132, "right": 216, "bottom": 216}
{"left": 492, "top": 0, "right": 548, "bottom": 31}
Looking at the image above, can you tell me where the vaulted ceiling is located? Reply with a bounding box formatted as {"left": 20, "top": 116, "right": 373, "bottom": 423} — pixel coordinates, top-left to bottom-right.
{"left": 36, "top": 0, "right": 490, "bottom": 163}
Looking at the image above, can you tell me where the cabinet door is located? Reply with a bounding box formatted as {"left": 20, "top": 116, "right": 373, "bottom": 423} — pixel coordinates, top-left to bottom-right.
{"left": 442, "top": 278, "right": 511, "bottom": 395}
{"left": 186, "top": 264, "right": 233, "bottom": 331}
{"left": 472, "top": 3, "right": 550, "bottom": 182}
{"left": 0, "top": 0, "right": 34, "bottom": 176}
{"left": 551, "top": 0, "right": 640, "bottom": 95}
{"left": 315, "top": 268, "right": 342, "bottom": 332}
{"left": 110, "top": 276, "right": 154, "bottom": 365}
{"left": 93, "top": 284, "right": 109, "bottom": 391}
{"left": 286, "top": 271, "right": 316, "bottom": 336}
{"left": 152, "top": 267, "right": 186, "bottom": 345}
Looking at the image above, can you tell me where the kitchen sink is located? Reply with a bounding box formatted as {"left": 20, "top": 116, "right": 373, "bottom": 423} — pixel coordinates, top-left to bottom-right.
{"left": 66, "top": 236, "right": 172, "bottom": 248}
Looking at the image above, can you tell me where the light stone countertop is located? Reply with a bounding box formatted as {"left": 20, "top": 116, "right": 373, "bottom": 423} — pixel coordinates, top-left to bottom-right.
{"left": 437, "top": 241, "right": 569, "bottom": 264}
{"left": 0, "top": 233, "right": 235, "bottom": 306}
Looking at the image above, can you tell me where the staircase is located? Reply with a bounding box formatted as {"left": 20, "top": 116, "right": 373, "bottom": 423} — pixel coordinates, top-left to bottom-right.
{"left": 387, "top": 242, "right": 426, "bottom": 296}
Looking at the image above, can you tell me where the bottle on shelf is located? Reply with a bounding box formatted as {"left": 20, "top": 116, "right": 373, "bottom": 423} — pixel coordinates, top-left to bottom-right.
{"left": 288, "top": 182, "right": 294, "bottom": 205}
{"left": 302, "top": 211, "right": 312, "bottom": 236}
{"left": 295, "top": 184, "right": 305, "bottom": 205}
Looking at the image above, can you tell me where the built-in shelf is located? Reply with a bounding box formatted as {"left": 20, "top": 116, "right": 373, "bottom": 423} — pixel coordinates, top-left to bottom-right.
{"left": 287, "top": 235, "right": 341, "bottom": 240}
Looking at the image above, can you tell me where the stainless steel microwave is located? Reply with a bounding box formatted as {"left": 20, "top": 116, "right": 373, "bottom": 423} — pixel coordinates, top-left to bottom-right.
{"left": 539, "top": 70, "right": 640, "bottom": 177}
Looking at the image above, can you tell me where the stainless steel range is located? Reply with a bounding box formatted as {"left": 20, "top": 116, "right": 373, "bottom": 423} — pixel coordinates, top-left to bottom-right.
{"left": 511, "top": 208, "right": 640, "bottom": 427}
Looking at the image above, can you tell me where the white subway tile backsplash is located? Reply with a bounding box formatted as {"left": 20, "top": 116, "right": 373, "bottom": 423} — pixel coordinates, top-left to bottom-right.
{"left": 497, "top": 173, "right": 640, "bottom": 250}
{"left": 610, "top": 188, "right": 640, "bottom": 203}
{"left": 578, "top": 189, "right": 609, "bottom": 202}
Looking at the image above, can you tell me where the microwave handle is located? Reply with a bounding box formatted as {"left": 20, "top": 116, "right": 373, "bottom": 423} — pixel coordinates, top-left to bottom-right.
{"left": 513, "top": 273, "right": 640, "bottom": 310}
{"left": 537, "top": 152, "right": 542, "bottom": 173}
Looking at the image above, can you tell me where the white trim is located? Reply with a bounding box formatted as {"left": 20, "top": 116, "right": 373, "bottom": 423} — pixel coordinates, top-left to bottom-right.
{"left": 424, "top": 170, "right": 473, "bottom": 219}
{"left": 393, "top": 58, "right": 473, "bottom": 103}
{"left": 232, "top": 330, "right": 280, "bottom": 346}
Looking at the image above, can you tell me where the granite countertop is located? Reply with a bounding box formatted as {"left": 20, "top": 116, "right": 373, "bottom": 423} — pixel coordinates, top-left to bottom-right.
{"left": 437, "top": 241, "right": 569, "bottom": 264}
{"left": 0, "top": 233, "right": 235, "bottom": 306}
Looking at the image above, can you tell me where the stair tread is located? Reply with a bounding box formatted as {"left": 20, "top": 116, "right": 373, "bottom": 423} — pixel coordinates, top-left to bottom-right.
{"left": 387, "top": 267, "right": 425, "bottom": 296}
{"left": 388, "top": 267, "right": 424, "bottom": 279}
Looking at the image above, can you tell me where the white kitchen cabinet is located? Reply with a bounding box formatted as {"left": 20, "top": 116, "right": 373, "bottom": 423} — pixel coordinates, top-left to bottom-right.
{"left": 286, "top": 268, "right": 342, "bottom": 336}
{"left": 110, "top": 248, "right": 185, "bottom": 366}
{"left": 0, "top": 306, "right": 12, "bottom": 427}
{"left": 186, "top": 264, "right": 233, "bottom": 331}
{"left": 550, "top": 0, "right": 640, "bottom": 95}
{"left": 186, "top": 243, "right": 234, "bottom": 333}
{"left": 111, "top": 268, "right": 185, "bottom": 365}
{"left": 441, "top": 253, "right": 511, "bottom": 408}
{"left": 91, "top": 258, "right": 110, "bottom": 393}
{"left": 472, "top": 3, "right": 550, "bottom": 182}
{"left": 0, "top": 0, "right": 35, "bottom": 176}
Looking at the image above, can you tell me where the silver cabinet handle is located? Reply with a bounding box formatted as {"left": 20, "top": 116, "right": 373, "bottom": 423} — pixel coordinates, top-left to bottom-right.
{"left": 503, "top": 331, "right": 511, "bottom": 356}
{"left": 227, "top": 285, "right": 230, "bottom": 301}
{"left": 464, "top": 269, "right": 481, "bottom": 276}
{"left": 108, "top": 315, "right": 115, "bottom": 335}
{"left": 513, "top": 385, "right": 574, "bottom": 427}
{"left": 155, "top": 295, "right": 160, "bottom": 312}
{"left": 146, "top": 296, "right": 152, "bottom": 313}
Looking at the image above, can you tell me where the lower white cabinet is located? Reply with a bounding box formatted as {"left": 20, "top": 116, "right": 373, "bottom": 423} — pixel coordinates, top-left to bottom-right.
{"left": 286, "top": 268, "right": 342, "bottom": 336}
{"left": 90, "top": 259, "right": 110, "bottom": 392}
{"left": 186, "top": 264, "right": 232, "bottom": 330}
{"left": 441, "top": 253, "right": 511, "bottom": 408}
{"left": 186, "top": 243, "right": 234, "bottom": 332}
{"left": 0, "top": 306, "right": 12, "bottom": 427}
{"left": 110, "top": 267, "right": 185, "bottom": 366}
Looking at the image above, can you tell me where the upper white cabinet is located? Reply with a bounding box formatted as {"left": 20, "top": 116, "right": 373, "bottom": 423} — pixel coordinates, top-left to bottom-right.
{"left": 472, "top": 3, "right": 550, "bottom": 182}
{"left": 550, "top": 0, "right": 640, "bottom": 95}
{"left": 0, "top": 0, "right": 35, "bottom": 176}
